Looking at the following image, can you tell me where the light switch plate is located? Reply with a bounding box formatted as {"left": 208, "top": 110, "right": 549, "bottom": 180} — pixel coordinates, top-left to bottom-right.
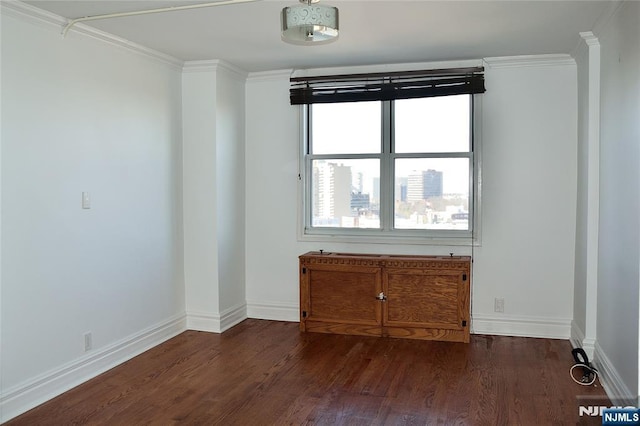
{"left": 82, "top": 192, "right": 91, "bottom": 209}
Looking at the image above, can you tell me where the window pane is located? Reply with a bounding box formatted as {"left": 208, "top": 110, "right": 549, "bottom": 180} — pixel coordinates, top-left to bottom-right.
{"left": 394, "top": 158, "right": 470, "bottom": 230}
{"left": 395, "top": 95, "right": 470, "bottom": 153}
{"left": 311, "top": 102, "right": 381, "bottom": 154}
{"left": 311, "top": 159, "right": 380, "bottom": 228}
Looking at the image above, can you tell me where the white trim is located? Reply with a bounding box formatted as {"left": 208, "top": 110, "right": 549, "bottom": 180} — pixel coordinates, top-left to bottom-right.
{"left": 246, "top": 69, "right": 293, "bottom": 83}
{"left": 291, "top": 59, "right": 484, "bottom": 79}
{"left": 186, "top": 304, "right": 248, "bottom": 333}
{"left": 247, "top": 306, "right": 572, "bottom": 338}
{"left": 570, "top": 320, "right": 597, "bottom": 359}
{"left": 594, "top": 341, "right": 636, "bottom": 406}
{"left": 60, "top": 0, "right": 261, "bottom": 37}
{"left": 296, "top": 232, "right": 478, "bottom": 247}
{"left": 582, "top": 31, "right": 601, "bottom": 354}
{"left": 1, "top": 0, "right": 183, "bottom": 69}
{"left": 582, "top": 337, "right": 597, "bottom": 360}
{"left": 571, "top": 320, "right": 586, "bottom": 349}
{"left": 579, "top": 31, "right": 600, "bottom": 47}
{"left": 220, "top": 304, "right": 248, "bottom": 332}
{"left": 246, "top": 300, "right": 299, "bottom": 322}
{"left": 297, "top": 90, "right": 481, "bottom": 247}
{"left": 0, "top": 314, "right": 187, "bottom": 423}
{"left": 483, "top": 54, "right": 575, "bottom": 69}
{"left": 591, "top": 0, "right": 625, "bottom": 40}
{"left": 472, "top": 314, "right": 571, "bottom": 339}
{"left": 215, "top": 61, "right": 248, "bottom": 81}
{"left": 183, "top": 60, "right": 248, "bottom": 79}
{"left": 571, "top": 30, "right": 601, "bottom": 58}
{"left": 186, "top": 311, "right": 221, "bottom": 333}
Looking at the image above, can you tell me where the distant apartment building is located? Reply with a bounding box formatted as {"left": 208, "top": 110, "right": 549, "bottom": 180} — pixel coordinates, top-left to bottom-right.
{"left": 372, "top": 177, "right": 380, "bottom": 204}
{"left": 406, "top": 169, "right": 443, "bottom": 201}
{"left": 395, "top": 177, "right": 408, "bottom": 202}
{"left": 354, "top": 172, "right": 364, "bottom": 193}
{"left": 313, "top": 161, "right": 352, "bottom": 221}
{"left": 350, "top": 192, "right": 370, "bottom": 212}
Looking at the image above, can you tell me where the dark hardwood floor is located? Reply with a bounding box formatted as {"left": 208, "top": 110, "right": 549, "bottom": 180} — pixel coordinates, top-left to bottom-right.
{"left": 6, "top": 319, "right": 608, "bottom": 425}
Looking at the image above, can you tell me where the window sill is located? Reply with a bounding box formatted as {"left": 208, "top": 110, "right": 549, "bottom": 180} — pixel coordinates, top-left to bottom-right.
{"left": 298, "top": 230, "right": 480, "bottom": 247}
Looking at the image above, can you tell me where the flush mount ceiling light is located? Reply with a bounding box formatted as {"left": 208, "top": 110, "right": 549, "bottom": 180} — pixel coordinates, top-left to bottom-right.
{"left": 281, "top": 0, "right": 339, "bottom": 45}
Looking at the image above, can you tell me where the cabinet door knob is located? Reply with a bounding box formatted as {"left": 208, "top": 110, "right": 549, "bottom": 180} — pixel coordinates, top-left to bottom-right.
{"left": 375, "top": 292, "right": 387, "bottom": 301}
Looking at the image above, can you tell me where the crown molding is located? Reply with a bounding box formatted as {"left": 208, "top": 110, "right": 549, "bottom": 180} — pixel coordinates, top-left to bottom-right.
{"left": 571, "top": 31, "right": 601, "bottom": 60}
{"left": 292, "top": 59, "right": 484, "bottom": 79}
{"left": 591, "top": 0, "right": 626, "bottom": 39}
{"left": 183, "top": 60, "right": 248, "bottom": 80}
{"left": 246, "top": 69, "right": 294, "bottom": 83}
{"left": 483, "top": 54, "right": 575, "bottom": 69}
{"left": 1, "top": 0, "right": 184, "bottom": 70}
{"left": 579, "top": 31, "right": 600, "bottom": 47}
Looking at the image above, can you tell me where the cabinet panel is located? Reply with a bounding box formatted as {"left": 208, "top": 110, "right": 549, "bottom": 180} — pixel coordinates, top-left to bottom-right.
{"left": 300, "top": 257, "right": 382, "bottom": 337}
{"left": 299, "top": 252, "right": 470, "bottom": 343}
{"left": 385, "top": 270, "right": 461, "bottom": 328}
{"left": 383, "top": 267, "right": 469, "bottom": 342}
{"left": 309, "top": 269, "right": 381, "bottom": 322}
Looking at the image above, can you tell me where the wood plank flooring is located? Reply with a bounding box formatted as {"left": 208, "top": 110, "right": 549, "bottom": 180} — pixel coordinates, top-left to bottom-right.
{"left": 6, "top": 319, "right": 609, "bottom": 425}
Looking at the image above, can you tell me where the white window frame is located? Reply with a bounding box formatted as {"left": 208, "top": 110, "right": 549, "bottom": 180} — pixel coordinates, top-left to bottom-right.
{"left": 297, "top": 96, "right": 482, "bottom": 246}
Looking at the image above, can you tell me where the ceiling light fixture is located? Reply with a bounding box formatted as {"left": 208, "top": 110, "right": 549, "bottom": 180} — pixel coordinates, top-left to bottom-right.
{"left": 281, "top": 0, "right": 339, "bottom": 45}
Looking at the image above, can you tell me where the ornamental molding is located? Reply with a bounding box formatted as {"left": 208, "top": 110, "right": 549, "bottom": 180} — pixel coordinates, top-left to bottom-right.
{"left": 301, "top": 257, "right": 383, "bottom": 268}
{"left": 2, "top": 0, "right": 183, "bottom": 69}
{"left": 483, "top": 54, "right": 575, "bottom": 69}
{"left": 300, "top": 253, "right": 471, "bottom": 271}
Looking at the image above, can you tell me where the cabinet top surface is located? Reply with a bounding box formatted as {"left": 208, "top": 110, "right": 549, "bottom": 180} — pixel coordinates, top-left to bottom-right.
{"left": 299, "top": 251, "right": 471, "bottom": 261}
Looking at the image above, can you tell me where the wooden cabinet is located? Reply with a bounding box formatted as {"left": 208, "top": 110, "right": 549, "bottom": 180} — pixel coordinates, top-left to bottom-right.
{"left": 299, "top": 252, "right": 471, "bottom": 343}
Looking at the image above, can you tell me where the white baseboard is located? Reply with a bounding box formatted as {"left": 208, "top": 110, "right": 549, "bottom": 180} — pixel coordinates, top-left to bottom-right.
{"left": 186, "top": 303, "right": 247, "bottom": 333}
{"left": 593, "top": 341, "right": 637, "bottom": 406}
{"left": 472, "top": 314, "right": 571, "bottom": 339}
{"left": 246, "top": 300, "right": 299, "bottom": 322}
{"left": 220, "top": 304, "right": 248, "bottom": 332}
{"left": 245, "top": 304, "right": 571, "bottom": 337}
{"left": 570, "top": 320, "right": 597, "bottom": 359}
{"left": 185, "top": 311, "right": 219, "bottom": 332}
{"left": 570, "top": 320, "right": 585, "bottom": 349}
{"left": 0, "top": 314, "right": 187, "bottom": 423}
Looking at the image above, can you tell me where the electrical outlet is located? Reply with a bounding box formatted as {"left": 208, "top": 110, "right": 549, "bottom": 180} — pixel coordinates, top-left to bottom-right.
{"left": 494, "top": 298, "right": 504, "bottom": 313}
{"left": 84, "top": 332, "right": 92, "bottom": 352}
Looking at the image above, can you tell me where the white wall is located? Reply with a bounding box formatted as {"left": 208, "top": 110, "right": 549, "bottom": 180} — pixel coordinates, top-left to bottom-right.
{"left": 1, "top": 6, "right": 184, "bottom": 421}
{"left": 182, "top": 67, "right": 220, "bottom": 326}
{"left": 572, "top": 33, "right": 602, "bottom": 356}
{"left": 245, "top": 72, "right": 303, "bottom": 320}
{"left": 182, "top": 62, "right": 247, "bottom": 331}
{"left": 472, "top": 58, "right": 578, "bottom": 336}
{"left": 244, "top": 68, "right": 472, "bottom": 322}
{"left": 574, "top": 41, "right": 590, "bottom": 343}
{"left": 595, "top": 0, "right": 639, "bottom": 404}
{"left": 216, "top": 66, "right": 247, "bottom": 318}
{"left": 245, "top": 58, "right": 579, "bottom": 337}
{"left": 7, "top": 0, "right": 634, "bottom": 418}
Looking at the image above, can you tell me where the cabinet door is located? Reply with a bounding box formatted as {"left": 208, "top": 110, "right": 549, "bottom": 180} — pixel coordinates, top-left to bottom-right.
{"left": 300, "top": 263, "right": 382, "bottom": 337}
{"left": 383, "top": 267, "right": 470, "bottom": 342}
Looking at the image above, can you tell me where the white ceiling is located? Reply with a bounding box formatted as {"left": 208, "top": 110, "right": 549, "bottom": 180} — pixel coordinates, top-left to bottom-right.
{"left": 25, "top": 0, "right": 612, "bottom": 72}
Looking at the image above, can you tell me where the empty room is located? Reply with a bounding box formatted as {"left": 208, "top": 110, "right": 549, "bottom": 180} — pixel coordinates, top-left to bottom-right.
{"left": 1, "top": 0, "right": 638, "bottom": 424}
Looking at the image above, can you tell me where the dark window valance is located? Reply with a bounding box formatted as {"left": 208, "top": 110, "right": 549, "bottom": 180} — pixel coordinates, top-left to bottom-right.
{"left": 290, "top": 66, "right": 485, "bottom": 105}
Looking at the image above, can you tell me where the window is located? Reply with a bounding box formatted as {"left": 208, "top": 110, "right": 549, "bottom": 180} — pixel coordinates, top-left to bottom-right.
{"left": 293, "top": 67, "right": 484, "bottom": 242}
